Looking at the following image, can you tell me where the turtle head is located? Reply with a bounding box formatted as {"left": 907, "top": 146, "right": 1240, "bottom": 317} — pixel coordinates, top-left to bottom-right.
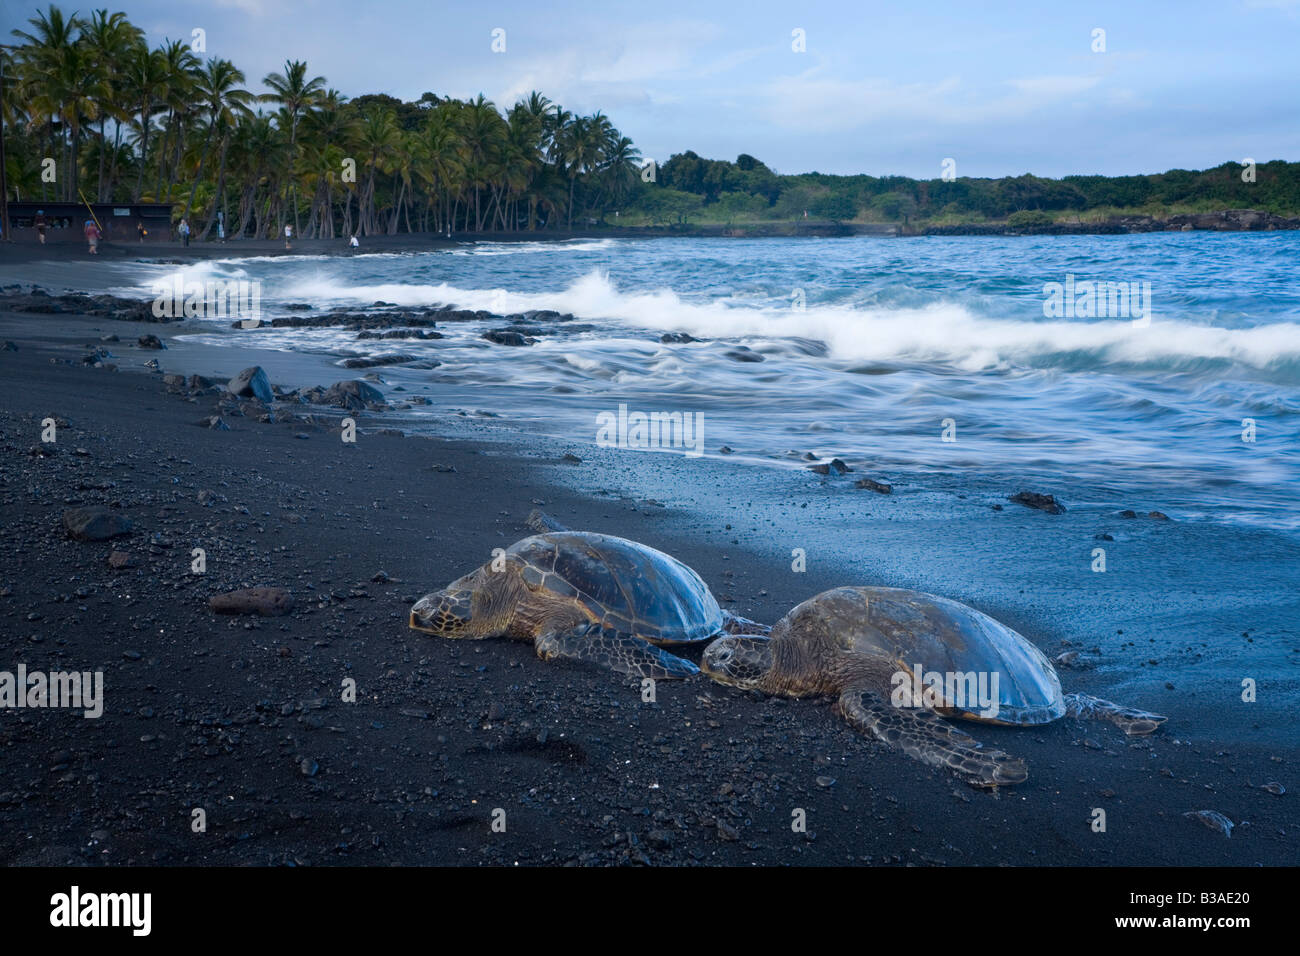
{"left": 701, "top": 636, "right": 773, "bottom": 690}
{"left": 410, "top": 566, "right": 499, "bottom": 637}
{"left": 409, "top": 586, "right": 475, "bottom": 636}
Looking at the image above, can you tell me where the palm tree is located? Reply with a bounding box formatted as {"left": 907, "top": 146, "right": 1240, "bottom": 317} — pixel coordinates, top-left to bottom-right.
{"left": 299, "top": 89, "right": 355, "bottom": 237}
{"left": 354, "top": 104, "right": 399, "bottom": 235}
{"left": 122, "top": 40, "right": 166, "bottom": 201}
{"left": 181, "top": 58, "right": 251, "bottom": 227}
{"left": 82, "top": 10, "right": 142, "bottom": 200}
{"left": 227, "top": 111, "right": 279, "bottom": 238}
{"left": 261, "top": 59, "right": 325, "bottom": 234}
{"left": 153, "top": 39, "right": 200, "bottom": 202}
{"left": 507, "top": 94, "right": 549, "bottom": 229}
{"left": 600, "top": 133, "right": 642, "bottom": 210}
{"left": 557, "top": 113, "right": 603, "bottom": 229}
{"left": 416, "top": 105, "right": 464, "bottom": 234}
{"left": 47, "top": 38, "right": 104, "bottom": 201}
{"left": 459, "top": 94, "right": 506, "bottom": 231}
{"left": 11, "top": 5, "right": 83, "bottom": 200}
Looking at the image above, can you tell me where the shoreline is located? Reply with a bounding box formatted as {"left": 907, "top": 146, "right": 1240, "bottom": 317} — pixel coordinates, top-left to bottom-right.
{"left": 0, "top": 298, "right": 1295, "bottom": 866}
{"left": 2, "top": 203, "right": 1297, "bottom": 264}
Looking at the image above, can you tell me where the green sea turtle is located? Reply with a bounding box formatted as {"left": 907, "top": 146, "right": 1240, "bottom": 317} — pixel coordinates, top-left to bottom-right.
{"left": 701, "top": 586, "right": 1166, "bottom": 787}
{"left": 409, "top": 514, "right": 767, "bottom": 678}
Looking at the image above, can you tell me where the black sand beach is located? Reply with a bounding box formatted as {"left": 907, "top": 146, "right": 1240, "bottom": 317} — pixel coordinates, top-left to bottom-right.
{"left": 0, "top": 252, "right": 1295, "bottom": 866}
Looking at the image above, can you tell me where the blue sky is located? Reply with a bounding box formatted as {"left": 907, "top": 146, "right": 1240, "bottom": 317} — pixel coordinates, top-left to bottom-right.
{"left": 7, "top": 0, "right": 1300, "bottom": 177}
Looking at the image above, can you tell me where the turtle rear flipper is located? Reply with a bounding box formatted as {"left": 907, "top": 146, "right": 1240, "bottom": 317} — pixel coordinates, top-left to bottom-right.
{"left": 836, "top": 689, "right": 1028, "bottom": 788}
{"left": 1063, "top": 693, "right": 1166, "bottom": 736}
{"left": 535, "top": 624, "right": 700, "bottom": 679}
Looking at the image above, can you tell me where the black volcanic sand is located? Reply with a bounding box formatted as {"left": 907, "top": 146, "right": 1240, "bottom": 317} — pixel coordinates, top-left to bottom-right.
{"left": 0, "top": 308, "right": 1296, "bottom": 867}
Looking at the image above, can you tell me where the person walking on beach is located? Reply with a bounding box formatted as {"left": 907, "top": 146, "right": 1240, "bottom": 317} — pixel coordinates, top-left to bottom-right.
{"left": 284, "top": 223, "right": 293, "bottom": 249}
{"left": 35, "top": 210, "right": 47, "bottom": 244}
{"left": 179, "top": 218, "right": 191, "bottom": 247}
{"left": 84, "top": 219, "right": 101, "bottom": 255}
{"left": 217, "top": 211, "right": 225, "bottom": 243}
{"left": 137, "top": 220, "right": 147, "bottom": 242}
{"left": 349, "top": 234, "right": 359, "bottom": 252}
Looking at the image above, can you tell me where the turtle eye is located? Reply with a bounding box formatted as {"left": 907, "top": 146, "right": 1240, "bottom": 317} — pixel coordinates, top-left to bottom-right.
{"left": 707, "top": 644, "right": 734, "bottom": 668}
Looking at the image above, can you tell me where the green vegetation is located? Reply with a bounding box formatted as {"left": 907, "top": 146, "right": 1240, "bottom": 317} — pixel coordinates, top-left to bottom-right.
{"left": 624, "top": 153, "right": 1300, "bottom": 227}
{"left": 4, "top": 4, "right": 1298, "bottom": 239}
{"left": 3, "top": 5, "right": 640, "bottom": 237}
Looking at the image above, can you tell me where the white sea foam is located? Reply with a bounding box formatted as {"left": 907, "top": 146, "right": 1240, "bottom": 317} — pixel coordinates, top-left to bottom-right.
{"left": 260, "top": 269, "right": 1300, "bottom": 373}
{"left": 446, "top": 239, "right": 618, "bottom": 256}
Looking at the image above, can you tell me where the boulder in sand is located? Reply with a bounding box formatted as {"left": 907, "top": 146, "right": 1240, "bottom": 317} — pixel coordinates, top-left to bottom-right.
{"left": 209, "top": 587, "right": 294, "bottom": 617}
{"left": 63, "top": 508, "right": 132, "bottom": 541}
{"left": 227, "top": 366, "right": 273, "bottom": 403}
{"left": 319, "top": 379, "right": 384, "bottom": 410}
{"left": 854, "top": 477, "right": 892, "bottom": 494}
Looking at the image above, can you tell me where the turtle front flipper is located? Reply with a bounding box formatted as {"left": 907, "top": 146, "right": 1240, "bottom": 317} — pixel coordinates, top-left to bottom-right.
{"left": 720, "top": 611, "right": 772, "bottom": 636}
{"left": 836, "top": 689, "right": 1029, "bottom": 788}
{"left": 1063, "top": 693, "right": 1167, "bottom": 736}
{"left": 534, "top": 624, "right": 700, "bottom": 679}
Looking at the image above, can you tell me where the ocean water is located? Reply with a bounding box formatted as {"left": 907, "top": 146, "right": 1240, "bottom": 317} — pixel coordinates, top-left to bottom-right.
{"left": 112, "top": 232, "right": 1300, "bottom": 533}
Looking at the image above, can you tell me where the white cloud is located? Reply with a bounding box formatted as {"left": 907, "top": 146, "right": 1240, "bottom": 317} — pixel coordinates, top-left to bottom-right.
{"left": 212, "top": 0, "right": 268, "bottom": 13}
{"left": 758, "top": 65, "right": 1112, "bottom": 133}
{"left": 1008, "top": 75, "right": 1101, "bottom": 97}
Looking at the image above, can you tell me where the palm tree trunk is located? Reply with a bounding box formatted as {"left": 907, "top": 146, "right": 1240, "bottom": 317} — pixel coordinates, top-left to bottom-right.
{"left": 388, "top": 179, "right": 405, "bottom": 234}
{"left": 236, "top": 181, "right": 256, "bottom": 238}
{"left": 96, "top": 117, "right": 108, "bottom": 201}
{"left": 108, "top": 121, "right": 124, "bottom": 201}
{"left": 199, "top": 136, "right": 230, "bottom": 240}
{"left": 133, "top": 109, "right": 151, "bottom": 201}
{"left": 182, "top": 124, "right": 217, "bottom": 224}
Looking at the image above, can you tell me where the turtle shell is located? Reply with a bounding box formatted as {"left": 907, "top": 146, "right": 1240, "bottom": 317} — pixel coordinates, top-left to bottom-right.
{"left": 793, "top": 586, "right": 1065, "bottom": 725}
{"left": 506, "top": 532, "right": 724, "bottom": 644}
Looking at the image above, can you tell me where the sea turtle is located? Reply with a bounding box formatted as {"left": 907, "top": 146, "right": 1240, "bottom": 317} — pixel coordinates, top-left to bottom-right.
{"left": 701, "top": 586, "right": 1166, "bottom": 787}
{"left": 409, "top": 514, "right": 767, "bottom": 678}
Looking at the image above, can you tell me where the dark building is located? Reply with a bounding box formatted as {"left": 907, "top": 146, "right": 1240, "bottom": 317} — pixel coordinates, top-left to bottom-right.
{"left": 4, "top": 202, "right": 174, "bottom": 243}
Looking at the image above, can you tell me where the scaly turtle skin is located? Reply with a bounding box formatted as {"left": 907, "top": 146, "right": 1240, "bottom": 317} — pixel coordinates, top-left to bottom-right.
{"left": 701, "top": 586, "right": 1166, "bottom": 787}
{"left": 410, "top": 520, "right": 767, "bottom": 679}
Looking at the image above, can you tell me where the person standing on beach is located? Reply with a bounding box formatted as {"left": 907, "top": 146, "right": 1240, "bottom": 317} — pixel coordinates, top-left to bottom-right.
{"left": 349, "top": 234, "right": 359, "bottom": 252}
{"left": 284, "top": 223, "right": 293, "bottom": 249}
{"left": 35, "top": 210, "right": 47, "bottom": 244}
{"left": 84, "top": 219, "right": 101, "bottom": 255}
{"left": 217, "top": 211, "right": 225, "bottom": 243}
{"left": 179, "top": 218, "right": 191, "bottom": 247}
{"left": 137, "top": 220, "right": 147, "bottom": 242}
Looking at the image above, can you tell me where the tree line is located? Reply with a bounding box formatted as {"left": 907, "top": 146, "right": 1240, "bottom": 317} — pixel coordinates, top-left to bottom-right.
{"left": 637, "top": 152, "right": 1300, "bottom": 226}
{"left": 3, "top": 5, "right": 642, "bottom": 239}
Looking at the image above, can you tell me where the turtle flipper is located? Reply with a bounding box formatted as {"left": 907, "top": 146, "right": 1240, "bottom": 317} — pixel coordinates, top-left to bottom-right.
{"left": 836, "top": 689, "right": 1029, "bottom": 788}
{"left": 720, "top": 611, "right": 772, "bottom": 636}
{"left": 1063, "top": 693, "right": 1166, "bottom": 736}
{"left": 534, "top": 624, "right": 700, "bottom": 679}
{"left": 526, "top": 509, "right": 569, "bottom": 533}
